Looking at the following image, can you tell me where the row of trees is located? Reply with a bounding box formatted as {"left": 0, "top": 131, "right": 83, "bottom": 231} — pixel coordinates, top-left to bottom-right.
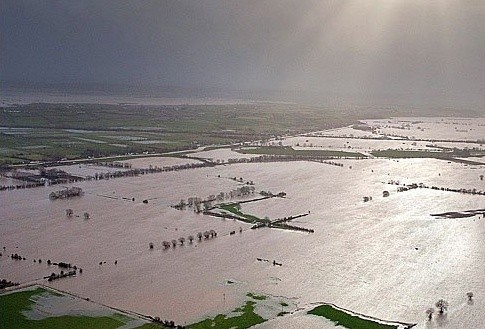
{"left": 173, "top": 186, "right": 257, "bottom": 211}
{"left": 392, "top": 181, "right": 485, "bottom": 196}
{"left": 150, "top": 230, "right": 218, "bottom": 250}
{"left": 0, "top": 160, "right": 212, "bottom": 193}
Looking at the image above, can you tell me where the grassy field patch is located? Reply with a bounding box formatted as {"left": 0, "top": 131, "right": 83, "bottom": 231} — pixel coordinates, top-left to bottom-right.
{"left": 219, "top": 204, "right": 263, "bottom": 223}
{"left": 0, "top": 287, "right": 159, "bottom": 329}
{"left": 308, "top": 304, "right": 398, "bottom": 329}
{"left": 371, "top": 150, "right": 449, "bottom": 159}
{"left": 237, "top": 146, "right": 364, "bottom": 158}
{"left": 189, "top": 300, "right": 265, "bottom": 329}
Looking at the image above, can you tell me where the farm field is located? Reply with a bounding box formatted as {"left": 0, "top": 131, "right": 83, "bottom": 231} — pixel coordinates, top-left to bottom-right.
{"left": 1, "top": 114, "right": 484, "bottom": 329}
{"left": 2, "top": 103, "right": 483, "bottom": 165}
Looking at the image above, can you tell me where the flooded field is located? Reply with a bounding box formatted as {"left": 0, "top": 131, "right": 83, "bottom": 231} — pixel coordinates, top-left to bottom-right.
{"left": 1, "top": 117, "right": 484, "bottom": 328}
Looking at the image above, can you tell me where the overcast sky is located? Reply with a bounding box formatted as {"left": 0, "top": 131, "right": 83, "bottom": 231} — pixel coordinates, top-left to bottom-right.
{"left": 1, "top": 1, "right": 485, "bottom": 104}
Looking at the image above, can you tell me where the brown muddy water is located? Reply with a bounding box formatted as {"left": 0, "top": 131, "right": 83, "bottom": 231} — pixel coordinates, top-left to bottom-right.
{"left": 1, "top": 121, "right": 484, "bottom": 329}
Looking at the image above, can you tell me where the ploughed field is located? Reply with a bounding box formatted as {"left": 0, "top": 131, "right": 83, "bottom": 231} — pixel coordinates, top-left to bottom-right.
{"left": 1, "top": 117, "right": 484, "bottom": 329}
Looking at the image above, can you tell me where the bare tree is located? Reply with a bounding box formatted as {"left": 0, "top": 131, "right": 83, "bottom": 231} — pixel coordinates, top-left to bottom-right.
{"left": 425, "top": 308, "right": 434, "bottom": 320}
{"left": 435, "top": 299, "right": 449, "bottom": 314}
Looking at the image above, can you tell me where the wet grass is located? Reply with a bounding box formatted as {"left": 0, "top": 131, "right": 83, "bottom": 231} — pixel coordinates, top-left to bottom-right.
{"left": 0, "top": 287, "right": 160, "bottom": 329}
{"left": 308, "top": 304, "right": 398, "bottom": 329}
{"left": 188, "top": 300, "right": 265, "bottom": 329}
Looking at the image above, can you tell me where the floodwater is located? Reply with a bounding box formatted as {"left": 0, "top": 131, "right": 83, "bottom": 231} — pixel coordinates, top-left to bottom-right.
{"left": 1, "top": 118, "right": 484, "bottom": 329}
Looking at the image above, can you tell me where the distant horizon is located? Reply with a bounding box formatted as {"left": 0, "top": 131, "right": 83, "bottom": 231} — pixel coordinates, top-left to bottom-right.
{"left": 2, "top": 79, "right": 484, "bottom": 110}
{"left": 2, "top": 1, "right": 484, "bottom": 109}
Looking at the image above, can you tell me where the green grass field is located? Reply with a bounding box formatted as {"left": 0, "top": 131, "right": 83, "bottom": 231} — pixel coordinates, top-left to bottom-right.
{"left": 371, "top": 150, "right": 450, "bottom": 159}
{"left": 219, "top": 204, "right": 265, "bottom": 224}
{"left": 0, "top": 102, "right": 430, "bottom": 165}
{"left": 308, "top": 304, "right": 398, "bottom": 329}
{"left": 0, "top": 287, "right": 160, "bottom": 329}
{"left": 237, "top": 146, "right": 364, "bottom": 158}
{"left": 188, "top": 300, "right": 265, "bottom": 329}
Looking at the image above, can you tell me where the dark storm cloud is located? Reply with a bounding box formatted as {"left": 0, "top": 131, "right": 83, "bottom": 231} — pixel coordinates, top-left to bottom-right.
{"left": 1, "top": 0, "right": 484, "bottom": 103}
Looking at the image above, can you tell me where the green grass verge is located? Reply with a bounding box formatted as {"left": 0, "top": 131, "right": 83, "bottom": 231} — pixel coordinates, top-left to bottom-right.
{"left": 237, "top": 146, "right": 364, "bottom": 158}
{"left": 188, "top": 300, "right": 265, "bottom": 329}
{"left": 0, "top": 287, "right": 160, "bottom": 329}
{"left": 308, "top": 304, "right": 398, "bottom": 329}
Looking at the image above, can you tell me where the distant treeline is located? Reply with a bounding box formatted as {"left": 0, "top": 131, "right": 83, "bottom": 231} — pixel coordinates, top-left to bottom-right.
{"left": 388, "top": 180, "right": 485, "bottom": 196}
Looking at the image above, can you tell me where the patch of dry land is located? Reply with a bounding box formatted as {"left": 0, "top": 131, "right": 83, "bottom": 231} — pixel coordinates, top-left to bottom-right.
{"left": 1, "top": 117, "right": 484, "bottom": 329}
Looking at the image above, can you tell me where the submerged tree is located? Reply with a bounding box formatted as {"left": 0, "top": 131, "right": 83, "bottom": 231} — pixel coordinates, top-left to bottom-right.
{"left": 425, "top": 308, "right": 434, "bottom": 320}
{"left": 435, "top": 299, "right": 449, "bottom": 314}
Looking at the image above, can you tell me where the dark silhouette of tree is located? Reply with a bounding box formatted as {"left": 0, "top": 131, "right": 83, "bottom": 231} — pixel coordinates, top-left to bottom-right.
{"left": 171, "top": 240, "right": 177, "bottom": 247}
{"left": 197, "top": 232, "right": 203, "bottom": 241}
{"left": 203, "top": 231, "right": 210, "bottom": 239}
{"left": 425, "top": 308, "right": 434, "bottom": 320}
{"left": 179, "top": 237, "right": 185, "bottom": 245}
{"left": 149, "top": 242, "right": 154, "bottom": 249}
{"left": 162, "top": 241, "right": 171, "bottom": 249}
{"left": 209, "top": 230, "right": 216, "bottom": 238}
{"left": 83, "top": 212, "right": 90, "bottom": 220}
{"left": 188, "top": 235, "right": 194, "bottom": 243}
{"left": 467, "top": 292, "right": 474, "bottom": 301}
{"left": 66, "top": 209, "right": 73, "bottom": 217}
{"left": 435, "top": 299, "right": 449, "bottom": 314}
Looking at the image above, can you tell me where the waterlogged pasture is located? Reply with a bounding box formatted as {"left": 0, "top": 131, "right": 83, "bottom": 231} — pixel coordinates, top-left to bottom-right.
{"left": 0, "top": 286, "right": 156, "bottom": 329}
{"left": 1, "top": 117, "right": 484, "bottom": 329}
